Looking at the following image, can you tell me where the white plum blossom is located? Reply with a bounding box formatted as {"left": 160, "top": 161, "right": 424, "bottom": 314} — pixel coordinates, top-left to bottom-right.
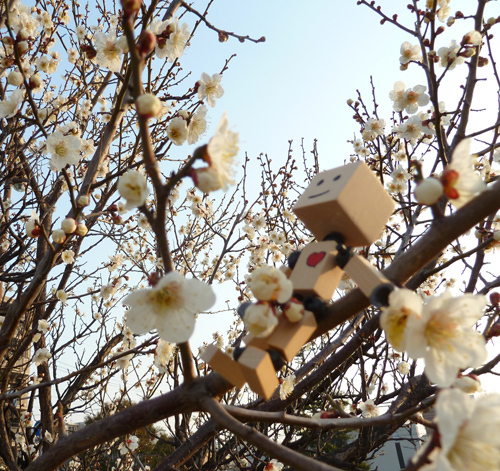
{"left": 118, "top": 435, "right": 139, "bottom": 455}
{"left": 197, "top": 73, "right": 224, "bottom": 108}
{"left": 405, "top": 291, "right": 487, "bottom": 387}
{"left": 154, "top": 339, "right": 175, "bottom": 373}
{"left": 418, "top": 389, "right": 500, "bottom": 471}
{"left": 452, "top": 374, "right": 482, "bottom": 393}
{"left": 123, "top": 271, "right": 216, "bottom": 344}
{"left": 438, "top": 40, "right": 466, "bottom": 70}
{"left": 362, "top": 118, "right": 385, "bottom": 141}
{"left": 7, "top": 70, "right": 23, "bottom": 86}
{"left": 38, "top": 320, "right": 50, "bottom": 333}
{"left": 381, "top": 289, "right": 424, "bottom": 352}
{"left": 397, "top": 361, "right": 410, "bottom": 375}
{"left": 463, "top": 30, "right": 482, "bottom": 47}
{"left": 33, "top": 348, "right": 52, "bottom": 366}
{"left": 399, "top": 41, "right": 422, "bottom": 64}
{"left": 94, "top": 30, "right": 126, "bottom": 72}
{"left": 61, "top": 250, "right": 75, "bottom": 264}
{"left": 56, "top": 290, "right": 68, "bottom": 303}
{"left": 249, "top": 265, "right": 293, "bottom": 304}
{"left": 204, "top": 113, "right": 238, "bottom": 186}
{"left": 440, "top": 139, "right": 486, "bottom": 209}
{"left": 265, "top": 460, "right": 284, "bottom": 471}
{"left": 0, "top": 89, "right": 24, "bottom": 119}
{"left": 26, "top": 211, "right": 40, "bottom": 237}
{"left": 389, "top": 82, "right": 430, "bottom": 114}
{"left": 167, "top": 116, "right": 188, "bottom": 145}
{"left": 359, "top": 399, "right": 379, "bottom": 418}
{"left": 187, "top": 106, "right": 208, "bottom": 144}
{"left": 394, "top": 115, "right": 423, "bottom": 142}
{"left": 192, "top": 113, "right": 239, "bottom": 192}
{"left": 45, "top": 131, "right": 82, "bottom": 171}
{"left": 61, "top": 218, "right": 77, "bottom": 234}
{"left": 382, "top": 288, "right": 487, "bottom": 387}
{"left": 279, "top": 374, "right": 296, "bottom": 400}
{"left": 243, "top": 302, "right": 278, "bottom": 338}
{"left": 153, "top": 18, "right": 190, "bottom": 62}
{"left": 52, "top": 229, "right": 66, "bottom": 244}
{"left": 117, "top": 170, "right": 150, "bottom": 210}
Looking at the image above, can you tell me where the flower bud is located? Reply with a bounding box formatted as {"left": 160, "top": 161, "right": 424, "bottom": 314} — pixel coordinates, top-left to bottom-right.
{"left": 490, "top": 292, "right": 500, "bottom": 306}
{"left": 77, "top": 195, "right": 90, "bottom": 207}
{"left": 7, "top": 70, "right": 23, "bottom": 86}
{"left": 137, "top": 30, "right": 156, "bottom": 56}
{"left": 28, "top": 73, "right": 42, "bottom": 90}
{"left": 75, "top": 223, "right": 88, "bottom": 236}
{"left": 17, "top": 29, "right": 30, "bottom": 41}
{"left": 283, "top": 298, "right": 305, "bottom": 322}
{"left": 17, "top": 41, "right": 29, "bottom": 54}
{"left": 414, "top": 177, "right": 443, "bottom": 205}
{"left": 61, "top": 217, "right": 77, "bottom": 234}
{"left": 26, "top": 219, "right": 40, "bottom": 237}
{"left": 121, "top": 0, "right": 141, "bottom": 17}
{"left": 52, "top": 229, "right": 66, "bottom": 244}
{"left": 136, "top": 93, "right": 162, "bottom": 119}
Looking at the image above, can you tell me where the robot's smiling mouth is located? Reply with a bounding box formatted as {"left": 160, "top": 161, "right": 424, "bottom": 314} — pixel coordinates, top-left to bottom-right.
{"left": 309, "top": 191, "right": 330, "bottom": 198}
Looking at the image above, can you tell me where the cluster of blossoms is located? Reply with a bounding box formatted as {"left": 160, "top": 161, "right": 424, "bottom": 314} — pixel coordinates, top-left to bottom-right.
{"left": 242, "top": 265, "right": 301, "bottom": 338}
{"left": 151, "top": 17, "right": 190, "bottom": 62}
{"left": 380, "top": 288, "right": 487, "bottom": 387}
{"left": 415, "top": 139, "right": 487, "bottom": 208}
{"left": 123, "top": 271, "right": 216, "bottom": 344}
{"left": 167, "top": 105, "right": 208, "bottom": 146}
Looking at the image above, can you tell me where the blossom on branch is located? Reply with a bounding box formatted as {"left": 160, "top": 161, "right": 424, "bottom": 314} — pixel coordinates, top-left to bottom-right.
{"left": 45, "top": 131, "right": 82, "bottom": 171}
{"left": 243, "top": 302, "right": 278, "bottom": 338}
{"left": 197, "top": 73, "right": 224, "bottom": 108}
{"left": 33, "top": 348, "right": 51, "bottom": 366}
{"left": 399, "top": 41, "right": 422, "bottom": 65}
{"left": 191, "top": 113, "right": 239, "bottom": 193}
{"left": 418, "top": 389, "right": 500, "bottom": 471}
{"left": 123, "top": 271, "right": 216, "bottom": 344}
{"left": 249, "top": 265, "right": 293, "bottom": 304}
{"left": 440, "top": 139, "right": 486, "bottom": 209}
{"left": 0, "top": 89, "right": 24, "bottom": 119}
{"left": 153, "top": 18, "right": 190, "bottom": 62}
{"left": 117, "top": 170, "right": 150, "bottom": 210}
{"left": 382, "top": 288, "right": 487, "bottom": 387}
{"left": 389, "top": 82, "right": 430, "bottom": 114}
{"left": 94, "top": 30, "right": 126, "bottom": 72}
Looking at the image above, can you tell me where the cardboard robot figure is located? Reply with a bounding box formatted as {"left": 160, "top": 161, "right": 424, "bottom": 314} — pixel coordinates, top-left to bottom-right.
{"left": 202, "top": 160, "right": 396, "bottom": 399}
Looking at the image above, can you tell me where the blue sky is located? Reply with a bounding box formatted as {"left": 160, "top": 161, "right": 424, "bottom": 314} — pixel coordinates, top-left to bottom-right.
{"left": 184, "top": 0, "right": 500, "bottom": 346}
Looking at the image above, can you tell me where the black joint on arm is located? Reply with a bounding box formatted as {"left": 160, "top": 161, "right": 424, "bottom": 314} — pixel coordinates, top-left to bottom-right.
{"left": 266, "top": 349, "right": 286, "bottom": 371}
{"left": 370, "top": 283, "right": 395, "bottom": 308}
{"left": 335, "top": 244, "right": 352, "bottom": 269}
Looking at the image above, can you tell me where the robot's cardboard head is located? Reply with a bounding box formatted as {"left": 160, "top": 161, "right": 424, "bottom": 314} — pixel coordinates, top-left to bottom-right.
{"left": 293, "top": 161, "right": 395, "bottom": 247}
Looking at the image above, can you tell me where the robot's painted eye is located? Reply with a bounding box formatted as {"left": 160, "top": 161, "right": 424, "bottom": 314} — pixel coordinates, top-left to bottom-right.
{"left": 333, "top": 175, "right": 341, "bottom": 181}
{"left": 317, "top": 179, "right": 324, "bottom": 186}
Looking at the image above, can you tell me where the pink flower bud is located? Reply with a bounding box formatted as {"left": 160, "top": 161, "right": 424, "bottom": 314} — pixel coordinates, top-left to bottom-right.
{"left": 121, "top": 0, "right": 141, "bottom": 17}
{"left": 137, "top": 30, "right": 156, "bottom": 56}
